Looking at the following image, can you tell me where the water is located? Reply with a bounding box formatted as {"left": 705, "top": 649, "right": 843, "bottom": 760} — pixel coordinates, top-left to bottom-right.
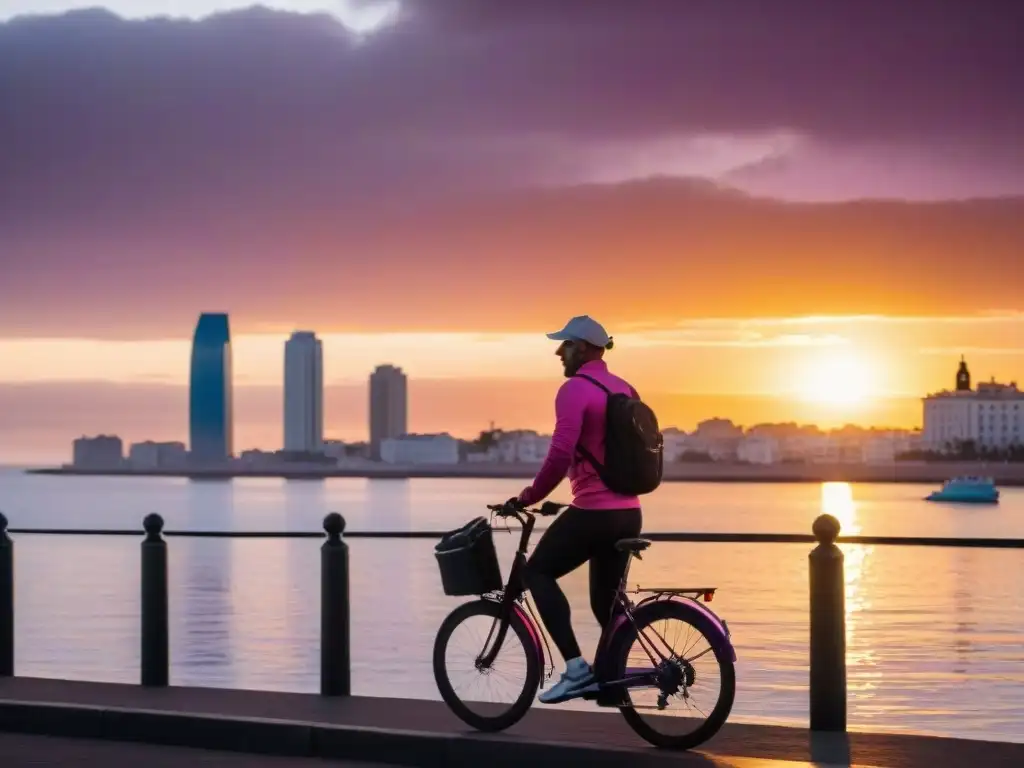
{"left": 2, "top": 469, "right": 1023, "bottom": 742}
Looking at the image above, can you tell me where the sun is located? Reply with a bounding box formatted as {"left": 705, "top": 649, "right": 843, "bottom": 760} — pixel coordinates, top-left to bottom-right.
{"left": 795, "top": 348, "right": 874, "bottom": 406}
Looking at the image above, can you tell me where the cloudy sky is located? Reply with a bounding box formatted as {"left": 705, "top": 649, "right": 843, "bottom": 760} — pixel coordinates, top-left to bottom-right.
{"left": 1, "top": 1, "right": 1022, "bottom": 460}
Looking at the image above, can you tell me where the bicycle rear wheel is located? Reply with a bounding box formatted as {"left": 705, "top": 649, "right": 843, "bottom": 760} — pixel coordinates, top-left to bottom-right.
{"left": 609, "top": 599, "right": 735, "bottom": 749}
{"left": 433, "top": 598, "right": 542, "bottom": 732}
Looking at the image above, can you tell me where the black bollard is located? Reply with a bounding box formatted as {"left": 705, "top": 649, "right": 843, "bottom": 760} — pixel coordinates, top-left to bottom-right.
{"left": 809, "top": 513, "right": 846, "bottom": 731}
{"left": 141, "top": 513, "right": 169, "bottom": 687}
{"left": 321, "top": 512, "right": 350, "bottom": 697}
{"left": 0, "top": 512, "right": 12, "bottom": 677}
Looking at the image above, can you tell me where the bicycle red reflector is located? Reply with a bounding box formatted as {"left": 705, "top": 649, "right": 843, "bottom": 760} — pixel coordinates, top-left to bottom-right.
{"left": 703, "top": 591, "right": 714, "bottom": 602}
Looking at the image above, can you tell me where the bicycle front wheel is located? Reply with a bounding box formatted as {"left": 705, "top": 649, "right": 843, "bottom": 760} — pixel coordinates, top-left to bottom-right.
{"left": 433, "top": 598, "right": 542, "bottom": 732}
{"left": 610, "top": 599, "right": 736, "bottom": 750}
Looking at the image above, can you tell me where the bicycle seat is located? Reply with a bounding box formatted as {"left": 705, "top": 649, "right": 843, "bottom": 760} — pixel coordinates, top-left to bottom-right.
{"left": 615, "top": 538, "right": 652, "bottom": 554}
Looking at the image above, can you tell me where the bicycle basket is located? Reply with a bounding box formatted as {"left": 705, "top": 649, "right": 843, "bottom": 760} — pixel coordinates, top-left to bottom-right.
{"left": 434, "top": 516, "right": 503, "bottom": 596}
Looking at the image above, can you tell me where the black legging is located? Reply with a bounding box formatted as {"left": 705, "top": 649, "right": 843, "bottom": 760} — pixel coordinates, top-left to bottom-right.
{"left": 525, "top": 506, "right": 642, "bottom": 661}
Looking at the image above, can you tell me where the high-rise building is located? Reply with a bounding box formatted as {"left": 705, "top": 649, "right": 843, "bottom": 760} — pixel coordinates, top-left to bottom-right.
{"left": 284, "top": 331, "right": 324, "bottom": 452}
{"left": 188, "top": 312, "right": 234, "bottom": 464}
{"left": 369, "top": 364, "right": 408, "bottom": 459}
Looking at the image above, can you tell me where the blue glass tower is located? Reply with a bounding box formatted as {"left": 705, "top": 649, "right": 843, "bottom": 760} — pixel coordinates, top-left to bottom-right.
{"left": 188, "top": 312, "right": 234, "bottom": 464}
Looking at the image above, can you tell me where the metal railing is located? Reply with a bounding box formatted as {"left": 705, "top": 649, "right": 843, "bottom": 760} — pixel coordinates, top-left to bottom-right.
{"left": 0, "top": 510, "right": 1018, "bottom": 732}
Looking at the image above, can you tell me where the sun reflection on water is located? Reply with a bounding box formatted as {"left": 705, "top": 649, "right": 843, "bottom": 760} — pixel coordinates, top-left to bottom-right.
{"left": 820, "top": 482, "right": 877, "bottom": 684}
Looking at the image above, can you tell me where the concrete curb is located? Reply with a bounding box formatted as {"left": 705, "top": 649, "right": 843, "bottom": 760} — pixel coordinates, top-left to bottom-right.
{"left": 0, "top": 698, "right": 695, "bottom": 766}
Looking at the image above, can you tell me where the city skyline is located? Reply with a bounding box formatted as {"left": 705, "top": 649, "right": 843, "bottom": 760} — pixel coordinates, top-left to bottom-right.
{"left": 57, "top": 352, "right": 1024, "bottom": 472}
{"left": 2, "top": 311, "right": 1023, "bottom": 463}
{"left": 7, "top": 307, "right": 1023, "bottom": 465}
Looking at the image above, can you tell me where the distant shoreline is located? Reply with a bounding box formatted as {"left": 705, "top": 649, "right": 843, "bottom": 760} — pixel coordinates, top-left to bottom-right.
{"left": 22, "top": 461, "right": 1024, "bottom": 486}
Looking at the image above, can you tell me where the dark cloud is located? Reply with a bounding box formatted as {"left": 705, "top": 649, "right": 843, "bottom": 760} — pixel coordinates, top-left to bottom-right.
{"left": 1, "top": 2, "right": 1022, "bottom": 337}
{"left": 1, "top": 178, "right": 1023, "bottom": 338}
{"left": 2, "top": 2, "right": 1021, "bottom": 215}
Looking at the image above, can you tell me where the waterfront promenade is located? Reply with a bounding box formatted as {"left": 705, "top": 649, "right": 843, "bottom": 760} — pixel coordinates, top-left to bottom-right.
{"left": 3, "top": 512, "right": 1023, "bottom": 765}
{"left": 2, "top": 676, "right": 1023, "bottom": 767}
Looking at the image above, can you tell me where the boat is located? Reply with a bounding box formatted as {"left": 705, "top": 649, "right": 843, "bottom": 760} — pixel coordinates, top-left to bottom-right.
{"left": 925, "top": 476, "right": 1000, "bottom": 504}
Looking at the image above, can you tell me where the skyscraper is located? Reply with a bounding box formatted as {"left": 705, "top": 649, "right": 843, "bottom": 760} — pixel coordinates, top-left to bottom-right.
{"left": 188, "top": 312, "right": 233, "bottom": 464}
{"left": 284, "top": 331, "right": 324, "bottom": 452}
{"left": 369, "top": 364, "right": 408, "bottom": 459}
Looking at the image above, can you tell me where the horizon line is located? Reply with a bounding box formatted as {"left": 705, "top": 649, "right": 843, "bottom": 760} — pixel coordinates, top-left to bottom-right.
{"left": 2, "top": 309, "right": 1023, "bottom": 343}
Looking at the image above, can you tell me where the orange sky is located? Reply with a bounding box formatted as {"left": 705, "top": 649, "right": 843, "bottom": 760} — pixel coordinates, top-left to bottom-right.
{"left": 3, "top": 6, "right": 1023, "bottom": 464}
{"left": 1, "top": 312, "right": 1021, "bottom": 463}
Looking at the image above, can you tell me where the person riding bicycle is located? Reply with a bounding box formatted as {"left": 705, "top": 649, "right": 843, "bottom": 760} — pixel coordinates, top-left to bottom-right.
{"left": 510, "top": 314, "right": 661, "bottom": 704}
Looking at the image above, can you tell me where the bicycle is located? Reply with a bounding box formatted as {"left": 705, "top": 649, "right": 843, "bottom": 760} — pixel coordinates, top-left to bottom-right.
{"left": 432, "top": 500, "right": 737, "bottom": 750}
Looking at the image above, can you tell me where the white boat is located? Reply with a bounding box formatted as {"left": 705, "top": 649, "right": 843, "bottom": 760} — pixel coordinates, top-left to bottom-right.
{"left": 925, "top": 476, "right": 999, "bottom": 504}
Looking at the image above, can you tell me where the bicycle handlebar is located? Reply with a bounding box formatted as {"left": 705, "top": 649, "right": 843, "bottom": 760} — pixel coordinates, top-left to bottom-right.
{"left": 487, "top": 500, "right": 565, "bottom": 518}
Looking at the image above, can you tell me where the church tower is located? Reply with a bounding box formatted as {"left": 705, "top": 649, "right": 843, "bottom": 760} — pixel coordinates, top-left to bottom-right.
{"left": 955, "top": 355, "right": 971, "bottom": 392}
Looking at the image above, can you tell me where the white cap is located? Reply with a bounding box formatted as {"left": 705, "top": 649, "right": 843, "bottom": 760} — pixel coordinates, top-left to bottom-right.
{"left": 546, "top": 315, "right": 612, "bottom": 348}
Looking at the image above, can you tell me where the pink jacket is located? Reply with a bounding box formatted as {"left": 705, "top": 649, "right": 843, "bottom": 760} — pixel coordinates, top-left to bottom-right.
{"left": 519, "top": 360, "right": 642, "bottom": 510}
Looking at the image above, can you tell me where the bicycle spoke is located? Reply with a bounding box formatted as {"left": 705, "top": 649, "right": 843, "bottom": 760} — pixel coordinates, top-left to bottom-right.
{"left": 618, "top": 607, "right": 731, "bottom": 746}
{"left": 447, "top": 615, "right": 527, "bottom": 706}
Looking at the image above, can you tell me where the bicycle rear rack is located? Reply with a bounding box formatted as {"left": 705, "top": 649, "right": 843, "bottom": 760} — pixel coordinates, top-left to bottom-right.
{"left": 631, "top": 586, "right": 717, "bottom": 603}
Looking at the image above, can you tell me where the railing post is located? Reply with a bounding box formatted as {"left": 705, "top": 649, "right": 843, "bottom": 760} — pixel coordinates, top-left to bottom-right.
{"left": 321, "top": 512, "right": 350, "bottom": 697}
{"left": 809, "top": 513, "right": 846, "bottom": 731}
{"left": 141, "top": 513, "right": 169, "bottom": 687}
{"left": 0, "top": 512, "right": 13, "bottom": 677}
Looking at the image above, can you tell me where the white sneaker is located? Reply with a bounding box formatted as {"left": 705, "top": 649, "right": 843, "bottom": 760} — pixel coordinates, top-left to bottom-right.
{"left": 538, "top": 657, "right": 597, "bottom": 704}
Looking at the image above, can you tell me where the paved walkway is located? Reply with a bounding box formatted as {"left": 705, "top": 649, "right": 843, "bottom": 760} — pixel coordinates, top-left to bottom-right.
{"left": 0, "top": 732, "right": 863, "bottom": 768}
{"left": 2, "top": 677, "right": 1021, "bottom": 767}
{"left": 0, "top": 732, "right": 390, "bottom": 767}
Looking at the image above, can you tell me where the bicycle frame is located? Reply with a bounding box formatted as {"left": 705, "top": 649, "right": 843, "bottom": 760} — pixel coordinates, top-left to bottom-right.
{"left": 473, "top": 509, "right": 735, "bottom": 700}
{"left": 475, "top": 509, "right": 540, "bottom": 670}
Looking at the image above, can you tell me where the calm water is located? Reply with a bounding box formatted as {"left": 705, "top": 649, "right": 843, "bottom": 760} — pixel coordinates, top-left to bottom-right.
{"left": 1, "top": 469, "right": 1023, "bottom": 742}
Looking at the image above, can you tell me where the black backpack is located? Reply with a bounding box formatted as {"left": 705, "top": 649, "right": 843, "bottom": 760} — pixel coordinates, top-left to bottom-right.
{"left": 573, "top": 374, "right": 664, "bottom": 496}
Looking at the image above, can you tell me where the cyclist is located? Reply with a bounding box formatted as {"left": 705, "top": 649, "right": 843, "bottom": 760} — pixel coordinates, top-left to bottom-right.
{"left": 511, "top": 315, "right": 644, "bottom": 704}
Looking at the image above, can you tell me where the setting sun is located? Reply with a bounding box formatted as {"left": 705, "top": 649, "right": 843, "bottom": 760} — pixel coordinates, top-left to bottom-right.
{"left": 796, "top": 348, "right": 874, "bottom": 406}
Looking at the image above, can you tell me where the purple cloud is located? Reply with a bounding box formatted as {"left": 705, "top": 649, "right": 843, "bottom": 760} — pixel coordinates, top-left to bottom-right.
{"left": 1, "top": 2, "right": 1022, "bottom": 337}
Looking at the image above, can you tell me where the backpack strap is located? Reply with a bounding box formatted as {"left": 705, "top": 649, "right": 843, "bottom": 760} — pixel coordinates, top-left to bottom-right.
{"left": 575, "top": 443, "right": 609, "bottom": 484}
{"left": 571, "top": 373, "right": 610, "bottom": 478}
{"left": 574, "top": 373, "right": 612, "bottom": 396}
{"left": 576, "top": 373, "right": 641, "bottom": 400}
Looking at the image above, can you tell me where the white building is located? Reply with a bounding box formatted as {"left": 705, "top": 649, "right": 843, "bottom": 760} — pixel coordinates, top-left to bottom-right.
{"left": 661, "top": 428, "right": 689, "bottom": 463}
{"left": 496, "top": 431, "right": 551, "bottom": 463}
{"left": 821, "top": 435, "right": 866, "bottom": 464}
{"left": 283, "top": 331, "right": 324, "bottom": 452}
{"left": 923, "top": 358, "right": 1024, "bottom": 452}
{"left": 239, "top": 449, "right": 276, "bottom": 467}
{"left": 778, "top": 434, "right": 829, "bottom": 463}
{"left": 369, "top": 364, "right": 408, "bottom": 459}
{"left": 737, "top": 435, "right": 781, "bottom": 464}
{"left": 861, "top": 431, "right": 920, "bottom": 464}
{"left": 687, "top": 419, "right": 743, "bottom": 461}
{"left": 380, "top": 433, "right": 459, "bottom": 465}
{"left": 322, "top": 440, "right": 348, "bottom": 461}
{"left": 71, "top": 435, "right": 123, "bottom": 468}
{"left": 128, "top": 441, "right": 187, "bottom": 469}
